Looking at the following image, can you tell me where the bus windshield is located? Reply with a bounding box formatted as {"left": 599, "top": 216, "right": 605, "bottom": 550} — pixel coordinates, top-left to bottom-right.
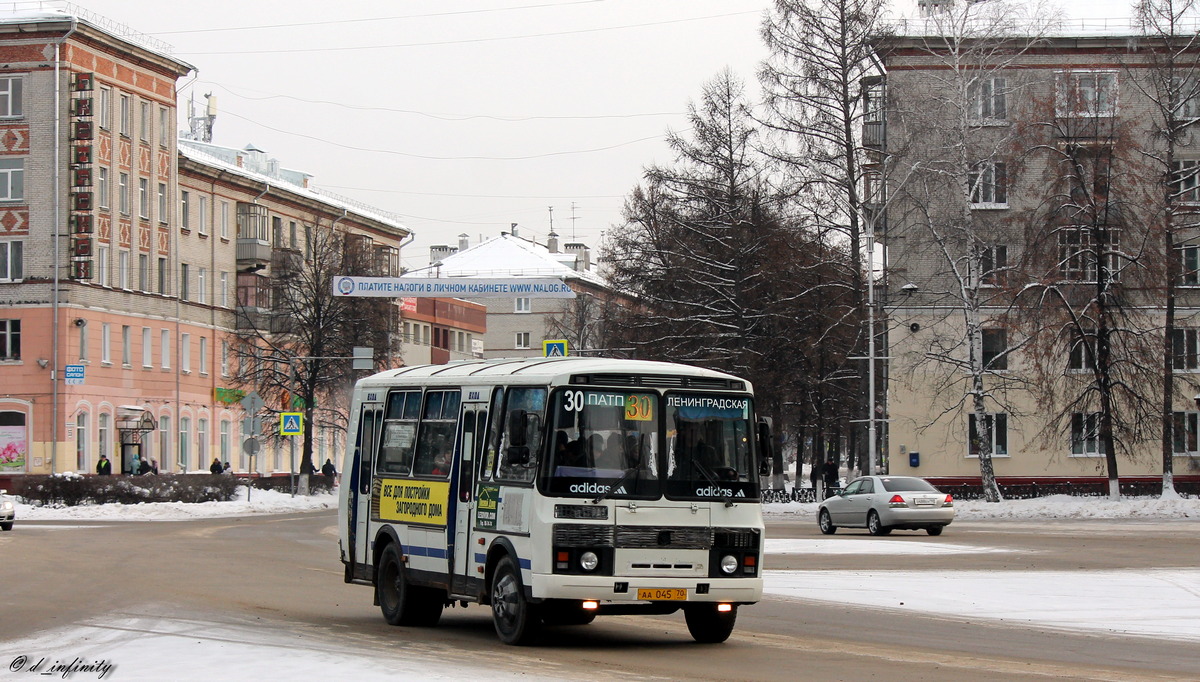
{"left": 664, "top": 393, "right": 758, "bottom": 501}
{"left": 542, "top": 388, "right": 660, "bottom": 498}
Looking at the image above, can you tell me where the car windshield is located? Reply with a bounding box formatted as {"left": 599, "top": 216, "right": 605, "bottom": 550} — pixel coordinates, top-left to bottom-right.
{"left": 541, "top": 389, "right": 659, "bottom": 498}
{"left": 880, "top": 477, "right": 939, "bottom": 492}
{"left": 664, "top": 393, "right": 758, "bottom": 501}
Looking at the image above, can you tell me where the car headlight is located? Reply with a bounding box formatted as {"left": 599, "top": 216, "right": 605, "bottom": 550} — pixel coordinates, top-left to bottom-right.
{"left": 1, "top": 501, "right": 12, "bottom": 510}
{"left": 579, "top": 551, "right": 599, "bottom": 572}
{"left": 720, "top": 554, "right": 738, "bottom": 575}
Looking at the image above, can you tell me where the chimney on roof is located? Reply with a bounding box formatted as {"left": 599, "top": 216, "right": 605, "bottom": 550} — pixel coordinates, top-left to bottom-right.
{"left": 564, "top": 242, "right": 590, "bottom": 272}
{"left": 458, "top": 233, "right": 470, "bottom": 252}
{"left": 510, "top": 222, "right": 519, "bottom": 238}
{"left": 430, "top": 244, "right": 454, "bottom": 265}
{"left": 547, "top": 229, "right": 559, "bottom": 254}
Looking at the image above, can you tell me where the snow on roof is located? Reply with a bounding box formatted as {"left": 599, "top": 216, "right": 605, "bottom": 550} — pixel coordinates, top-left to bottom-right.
{"left": 0, "top": 5, "right": 182, "bottom": 62}
{"left": 408, "top": 233, "right": 607, "bottom": 287}
{"left": 886, "top": 0, "right": 1184, "bottom": 38}
{"left": 178, "top": 140, "right": 409, "bottom": 237}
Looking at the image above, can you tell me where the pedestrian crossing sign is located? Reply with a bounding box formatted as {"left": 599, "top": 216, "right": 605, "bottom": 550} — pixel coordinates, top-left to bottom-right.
{"left": 543, "top": 340, "right": 568, "bottom": 357}
{"left": 280, "top": 412, "right": 303, "bottom": 436}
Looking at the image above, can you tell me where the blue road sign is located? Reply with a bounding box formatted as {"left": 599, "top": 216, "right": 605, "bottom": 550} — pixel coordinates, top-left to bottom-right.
{"left": 280, "top": 412, "right": 303, "bottom": 436}
{"left": 64, "top": 364, "right": 85, "bottom": 385}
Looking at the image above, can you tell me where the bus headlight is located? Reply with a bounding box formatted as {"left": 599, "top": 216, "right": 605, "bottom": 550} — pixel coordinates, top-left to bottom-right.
{"left": 580, "top": 551, "right": 599, "bottom": 572}
{"left": 719, "top": 555, "right": 738, "bottom": 575}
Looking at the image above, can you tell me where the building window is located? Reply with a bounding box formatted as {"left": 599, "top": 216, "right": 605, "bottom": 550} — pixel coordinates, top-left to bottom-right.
{"left": 197, "top": 418, "right": 208, "bottom": 464}
{"left": 1180, "top": 245, "right": 1200, "bottom": 285}
{"left": 220, "top": 272, "right": 229, "bottom": 307}
{"left": 220, "top": 201, "right": 230, "bottom": 238}
{"left": 180, "top": 191, "right": 190, "bottom": 230}
{"left": 982, "top": 328, "right": 1007, "bottom": 370}
{"left": 0, "top": 76, "right": 21, "bottom": 118}
{"left": 0, "top": 240, "right": 22, "bottom": 281}
{"left": 121, "top": 325, "right": 131, "bottom": 366}
{"left": 98, "top": 168, "right": 109, "bottom": 209}
{"left": 237, "top": 202, "right": 269, "bottom": 241}
{"left": 101, "top": 323, "right": 111, "bottom": 364}
{"left": 0, "top": 158, "right": 24, "bottom": 201}
{"left": 0, "top": 319, "right": 19, "bottom": 360}
{"left": 179, "top": 417, "right": 190, "bottom": 471}
{"left": 969, "top": 412, "right": 1008, "bottom": 456}
{"left": 1070, "top": 412, "right": 1104, "bottom": 456}
{"left": 158, "top": 183, "right": 167, "bottom": 222}
{"left": 272, "top": 216, "right": 283, "bottom": 247}
{"left": 139, "top": 253, "right": 149, "bottom": 291}
{"left": 1068, "top": 329, "right": 1094, "bottom": 371}
{"left": 221, "top": 340, "right": 229, "bottom": 376}
{"left": 515, "top": 332, "right": 531, "bottom": 349}
{"left": 180, "top": 263, "right": 189, "bottom": 301}
{"left": 98, "top": 87, "right": 111, "bottom": 130}
{"left": 515, "top": 297, "right": 531, "bottom": 313}
{"left": 159, "top": 107, "right": 169, "bottom": 146}
{"left": 1171, "top": 160, "right": 1200, "bottom": 203}
{"left": 78, "top": 323, "right": 87, "bottom": 361}
{"left": 289, "top": 220, "right": 297, "bottom": 248}
{"left": 198, "top": 267, "right": 207, "bottom": 304}
{"left": 199, "top": 336, "right": 208, "bottom": 375}
{"left": 142, "top": 327, "right": 152, "bottom": 367}
{"left": 969, "top": 76, "right": 1006, "bottom": 120}
{"left": 980, "top": 245, "right": 1007, "bottom": 286}
{"left": 118, "top": 250, "right": 129, "bottom": 290}
{"left": 968, "top": 161, "right": 1006, "bottom": 206}
{"left": 98, "top": 413, "right": 111, "bottom": 471}
{"left": 181, "top": 332, "right": 191, "bottom": 373}
{"left": 75, "top": 412, "right": 88, "bottom": 471}
{"left": 157, "top": 415, "right": 171, "bottom": 472}
{"left": 161, "top": 329, "right": 170, "bottom": 369}
{"left": 158, "top": 257, "right": 167, "bottom": 295}
{"left": 1057, "top": 71, "right": 1118, "bottom": 117}
{"left": 198, "top": 197, "right": 208, "bottom": 235}
{"left": 97, "top": 245, "right": 110, "bottom": 287}
{"left": 1173, "top": 328, "right": 1200, "bottom": 371}
{"left": 1058, "top": 226, "right": 1120, "bottom": 283}
{"left": 1172, "top": 411, "right": 1200, "bottom": 455}
{"left": 220, "top": 420, "right": 231, "bottom": 466}
{"left": 119, "top": 94, "right": 130, "bottom": 136}
{"left": 139, "top": 100, "right": 149, "bottom": 141}
{"left": 118, "top": 172, "right": 129, "bottom": 215}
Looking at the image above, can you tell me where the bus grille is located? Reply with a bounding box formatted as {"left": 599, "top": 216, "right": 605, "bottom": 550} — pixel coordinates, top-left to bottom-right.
{"left": 615, "top": 526, "right": 711, "bottom": 549}
{"left": 554, "top": 524, "right": 615, "bottom": 547}
{"left": 713, "top": 527, "right": 761, "bottom": 550}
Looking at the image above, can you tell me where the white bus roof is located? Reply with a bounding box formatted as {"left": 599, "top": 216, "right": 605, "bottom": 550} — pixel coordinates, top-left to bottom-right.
{"left": 356, "top": 356, "right": 751, "bottom": 391}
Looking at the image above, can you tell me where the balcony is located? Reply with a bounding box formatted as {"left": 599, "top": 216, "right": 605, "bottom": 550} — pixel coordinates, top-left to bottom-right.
{"left": 863, "top": 121, "right": 885, "bottom": 149}
{"left": 236, "top": 238, "right": 271, "bottom": 266}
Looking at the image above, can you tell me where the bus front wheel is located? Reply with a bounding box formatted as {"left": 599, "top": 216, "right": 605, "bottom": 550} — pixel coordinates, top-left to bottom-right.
{"left": 491, "top": 556, "right": 541, "bottom": 645}
{"left": 684, "top": 604, "right": 737, "bottom": 643}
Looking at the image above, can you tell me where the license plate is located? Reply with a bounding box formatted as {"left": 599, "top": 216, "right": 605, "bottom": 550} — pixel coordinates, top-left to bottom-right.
{"left": 638, "top": 588, "right": 688, "bottom": 601}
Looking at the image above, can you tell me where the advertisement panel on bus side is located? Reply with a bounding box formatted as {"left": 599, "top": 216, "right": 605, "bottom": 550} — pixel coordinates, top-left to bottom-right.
{"left": 376, "top": 479, "right": 451, "bottom": 526}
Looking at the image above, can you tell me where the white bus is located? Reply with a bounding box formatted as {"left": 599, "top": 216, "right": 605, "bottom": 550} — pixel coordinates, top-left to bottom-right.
{"left": 337, "top": 357, "right": 770, "bottom": 645}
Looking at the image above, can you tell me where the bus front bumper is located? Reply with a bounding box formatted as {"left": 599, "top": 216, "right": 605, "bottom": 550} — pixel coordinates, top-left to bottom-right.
{"left": 532, "top": 574, "right": 762, "bottom": 604}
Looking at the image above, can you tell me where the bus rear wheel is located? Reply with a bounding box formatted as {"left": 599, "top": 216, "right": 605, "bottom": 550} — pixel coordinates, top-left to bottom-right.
{"left": 377, "top": 544, "right": 443, "bottom": 626}
{"left": 491, "top": 556, "right": 541, "bottom": 645}
{"left": 684, "top": 604, "right": 737, "bottom": 643}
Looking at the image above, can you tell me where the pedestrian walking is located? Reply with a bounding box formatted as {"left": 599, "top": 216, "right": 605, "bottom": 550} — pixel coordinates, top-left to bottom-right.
{"left": 96, "top": 453, "right": 112, "bottom": 476}
{"left": 138, "top": 457, "right": 152, "bottom": 475}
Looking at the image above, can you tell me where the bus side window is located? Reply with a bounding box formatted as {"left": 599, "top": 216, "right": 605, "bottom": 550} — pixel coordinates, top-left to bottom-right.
{"left": 459, "top": 409, "right": 476, "bottom": 502}
{"left": 379, "top": 391, "right": 420, "bottom": 475}
{"left": 497, "top": 387, "right": 546, "bottom": 484}
{"left": 481, "top": 387, "right": 503, "bottom": 482}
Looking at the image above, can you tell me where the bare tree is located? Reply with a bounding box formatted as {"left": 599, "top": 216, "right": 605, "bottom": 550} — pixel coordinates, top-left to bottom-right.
{"left": 235, "top": 217, "right": 400, "bottom": 489}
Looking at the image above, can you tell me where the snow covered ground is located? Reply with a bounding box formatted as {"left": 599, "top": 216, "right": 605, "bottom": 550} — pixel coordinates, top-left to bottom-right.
{"left": 4, "top": 491, "right": 1198, "bottom": 680}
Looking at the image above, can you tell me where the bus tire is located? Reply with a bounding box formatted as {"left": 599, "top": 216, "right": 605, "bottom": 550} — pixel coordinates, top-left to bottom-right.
{"left": 377, "top": 544, "right": 416, "bottom": 626}
{"left": 491, "top": 555, "right": 541, "bottom": 645}
{"left": 684, "top": 604, "right": 737, "bottom": 643}
{"left": 541, "top": 599, "right": 597, "bottom": 626}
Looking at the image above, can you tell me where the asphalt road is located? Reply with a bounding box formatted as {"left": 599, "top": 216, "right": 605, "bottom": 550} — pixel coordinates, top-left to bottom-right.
{"left": 2, "top": 511, "right": 1197, "bottom": 681}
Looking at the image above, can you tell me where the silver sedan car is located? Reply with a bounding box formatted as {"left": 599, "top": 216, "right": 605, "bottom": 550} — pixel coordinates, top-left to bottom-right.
{"left": 818, "top": 475, "right": 954, "bottom": 536}
{"left": 0, "top": 489, "right": 13, "bottom": 531}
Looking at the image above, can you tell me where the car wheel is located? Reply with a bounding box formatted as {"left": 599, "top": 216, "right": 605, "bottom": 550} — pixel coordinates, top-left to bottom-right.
{"left": 0, "top": 521, "right": 11, "bottom": 531}
{"left": 818, "top": 509, "right": 837, "bottom": 535}
{"left": 926, "top": 525, "right": 944, "bottom": 536}
{"left": 867, "top": 510, "right": 891, "bottom": 536}
{"left": 491, "top": 555, "right": 541, "bottom": 645}
{"left": 684, "top": 603, "right": 738, "bottom": 643}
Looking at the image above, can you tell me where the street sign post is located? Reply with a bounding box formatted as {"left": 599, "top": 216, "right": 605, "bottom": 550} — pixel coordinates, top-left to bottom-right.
{"left": 543, "top": 340, "right": 568, "bottom": 357}
{"left": 64, "top": 364, "right": 85, "bottom": 385}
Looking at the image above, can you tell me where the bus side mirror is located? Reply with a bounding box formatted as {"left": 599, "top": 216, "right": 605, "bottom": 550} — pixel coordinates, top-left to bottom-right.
{"left": 508, "top": 409, "right": 528, "bottom": 447}
{"left": 756, "top": 419, "right": 773, "bottom": 476}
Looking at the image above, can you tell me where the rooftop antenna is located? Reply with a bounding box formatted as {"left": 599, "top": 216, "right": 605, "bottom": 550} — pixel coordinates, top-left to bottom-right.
{"left": 570, "top": 201, "right": 579, "bottom": 240}
{"left": 547, "top": 206, "right": 554, "bottom": 235}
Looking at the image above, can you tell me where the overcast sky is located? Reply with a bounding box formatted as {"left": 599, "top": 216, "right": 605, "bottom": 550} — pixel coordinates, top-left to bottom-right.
{"left": 72, "top": 0, "right": 1142, "bottom": 273}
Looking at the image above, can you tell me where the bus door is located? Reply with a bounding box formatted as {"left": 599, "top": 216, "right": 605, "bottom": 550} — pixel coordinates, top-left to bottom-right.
{"left": 349, "top": 401, "right": 383, "bottom": 572}
{"left": 450, "top": 394, "right": 487, "bottom": 594}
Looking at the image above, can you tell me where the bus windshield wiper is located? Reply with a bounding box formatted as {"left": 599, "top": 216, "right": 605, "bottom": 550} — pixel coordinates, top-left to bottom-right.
{"left": 593, "top": 466, "right": 639, "bottom": 504}
{"left": 693, "top": 461, "right": 735, "bottom": 507}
